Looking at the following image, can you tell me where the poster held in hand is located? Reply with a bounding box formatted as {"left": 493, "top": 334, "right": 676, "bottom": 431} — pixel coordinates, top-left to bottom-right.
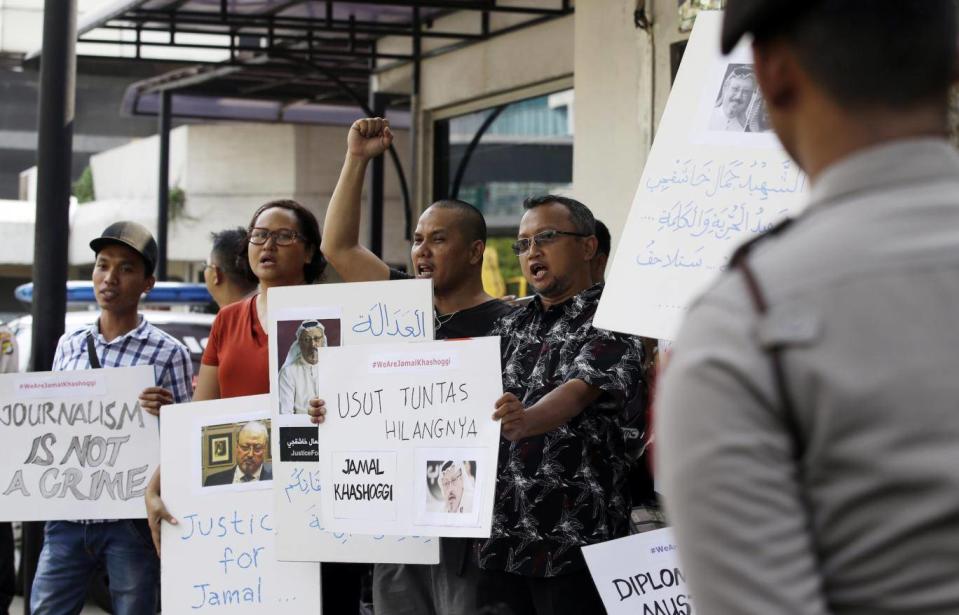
{"left": 309, "top": 337, "right": 502, "bottom": 538}
{"left": 0, "top": 365, "right": 157, "bottom": 521}
{"left": 161, "top": 394, "right": 321, "bottom": 614}
{"left": 269, "top": 279, "right": 440, "bottom": 563}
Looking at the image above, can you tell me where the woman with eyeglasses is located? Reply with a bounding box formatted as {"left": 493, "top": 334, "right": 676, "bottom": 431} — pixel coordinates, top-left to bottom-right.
{"left": 194, "top": 199, "right": 325, "bottom": 401}
{"left": 145, "top": 200, "right": 366, "bottom": 612}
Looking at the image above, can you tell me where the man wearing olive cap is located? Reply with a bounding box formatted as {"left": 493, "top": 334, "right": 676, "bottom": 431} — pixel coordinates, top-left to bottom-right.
{"left": 657, "top": 2, "right": 959, "bottom": 614}
{"left": 30, "top": 221, "right": 192, "bottom": 615}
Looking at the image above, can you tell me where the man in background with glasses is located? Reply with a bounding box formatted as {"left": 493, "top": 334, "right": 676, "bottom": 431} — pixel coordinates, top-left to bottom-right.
{"left": 481, "top": 195, "right": 646, "bottom": 615}
{"left": 204, "top": 421, "right": 272, "bottom": 486}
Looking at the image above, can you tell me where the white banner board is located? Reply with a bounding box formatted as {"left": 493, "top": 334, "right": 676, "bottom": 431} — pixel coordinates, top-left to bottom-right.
{"left": 268, "top": 279, "right": 440, "bottom": 563}
{"left": 300, "top": 337, "right": 502, "bottom": 538}
{"left": 161, "top": 395, "right": 321, "bottom": 614}
{"left": 595, "top": 11, "right": 809, "bottom": 340}
{"left": 0, "top": 365, "right": 156, "bottom": 521}
{"left": 583, "top": 528, "right": 691, "bottom": 615}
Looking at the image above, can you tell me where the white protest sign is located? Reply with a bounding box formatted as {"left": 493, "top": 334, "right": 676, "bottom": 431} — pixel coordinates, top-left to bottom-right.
{"left": 161, "top": 395, "right": 321, "bottom": 614}
{"left": 268, "top": 279, "right": 440, "bottom": 563}
{"left": 595, "top": 11, "right": 809, "bottom": 341}
{"left": 304, "top": 338, "right": 502, "bottom": 538}
{"left": 0, "top": 365, "right": 156, "bottom": 521}
{"left": 583, "top": 528, "right": 692, "bottom": 615}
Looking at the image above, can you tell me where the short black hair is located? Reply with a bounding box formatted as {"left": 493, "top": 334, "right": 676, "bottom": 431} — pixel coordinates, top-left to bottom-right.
{"left": 755, "top": 0, "right": 956, "bottom": 110}
{"left": 594, "top": 220, "right": 611, "bottom": 257}
{"left": 245, "top": 199, "right": 327, "bottom": 283}
{"left": 523, "top": 195, "right": 596, "bottom": 235}
{"left": 210, "top": 227, "right": 258, "bottom": 289}
{"left": 429, "top": 199, "right": 488, "bottom": 244}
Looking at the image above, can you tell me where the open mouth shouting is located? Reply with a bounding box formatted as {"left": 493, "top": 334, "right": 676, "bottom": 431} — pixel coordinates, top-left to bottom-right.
{"left": 416, "top": 262, "right": 435, "bottom": 279}
{"left": 529, "top": 262, "right": 549, "bottom": 284}
{"left": 258, "top": 253, "right": 277, "bottom": 268}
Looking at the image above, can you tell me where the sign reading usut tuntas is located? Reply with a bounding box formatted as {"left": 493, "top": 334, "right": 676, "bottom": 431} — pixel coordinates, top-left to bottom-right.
{"left": 595, "top": 11, "right": 808, "bottom": 340}
{"left": 0, "top": 365, "right": 157, "bottom": 521}
{"left": 302, "top": 337, "right": 503, "bottom": 539}
{"left": 583, "top": 528, "right": 692, "bottom": 615}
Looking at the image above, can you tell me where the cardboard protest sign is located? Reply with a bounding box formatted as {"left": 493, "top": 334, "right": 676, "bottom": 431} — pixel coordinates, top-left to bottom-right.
{"left": 161, "top": 395, "right": 321, "bottom": 614}
{"left": 0, "top": 365, "right": 156, "bottom": 521}
{"left": 595, "top": 11, "right": 809, "bottom": 340}
{"left": 583, "top": 528, "right": 691, "bottom": 615}
{"left": 299, "top": 337, "right": 502, "bottom": 538}
{"left": 269, "top": 279, "right": 440, "bottom": 563}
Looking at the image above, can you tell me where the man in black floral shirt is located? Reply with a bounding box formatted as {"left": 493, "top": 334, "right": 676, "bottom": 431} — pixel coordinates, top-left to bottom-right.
{"left": 480, "top": 195, "right": 646, "bottom": 614}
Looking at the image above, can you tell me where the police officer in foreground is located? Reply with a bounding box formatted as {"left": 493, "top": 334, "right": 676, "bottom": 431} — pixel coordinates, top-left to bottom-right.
{"left": 657, "top": 2, "right": 959, "bottom": 614}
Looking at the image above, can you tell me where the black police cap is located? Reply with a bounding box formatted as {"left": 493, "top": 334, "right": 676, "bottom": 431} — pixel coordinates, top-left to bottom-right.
{"left": 721, "top": 0, "right": 820, "bottom": 54}
{"left": 89, "top": 221, "right": 158, "bottom": 275}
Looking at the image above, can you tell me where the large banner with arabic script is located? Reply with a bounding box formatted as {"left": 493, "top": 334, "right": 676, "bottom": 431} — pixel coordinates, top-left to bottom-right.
{"left": 0, "top": 366, "right": 157, "bottom": 521}
{"left": 595, "top": 11, "right": 809, "bottom": 340}
{"left": 267, "top": 280, "right": 440, "bottom": 563}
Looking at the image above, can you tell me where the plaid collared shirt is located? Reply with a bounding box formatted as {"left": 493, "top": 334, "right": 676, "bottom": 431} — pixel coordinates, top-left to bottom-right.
{"left": 53, "top": 314, "right": 193, "bottom": 523}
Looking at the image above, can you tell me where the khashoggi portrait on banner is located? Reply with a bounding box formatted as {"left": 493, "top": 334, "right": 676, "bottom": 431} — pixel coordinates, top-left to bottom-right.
{"left": 707, "top": 63, "right": 773, "bottom": 134}
{"left": 276, "top": 318, "right": 341, "bottom": 414}
{"left": 200, "top": 418, "right": 273, "bottom": 490}
{"left": 425, "top": 459, "right": 477, "bottom": 515}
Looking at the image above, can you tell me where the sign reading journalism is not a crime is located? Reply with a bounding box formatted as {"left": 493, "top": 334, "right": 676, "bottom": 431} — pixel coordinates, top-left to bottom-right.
{"left": 0, "top": 365, "right": 157, "bottom": 521}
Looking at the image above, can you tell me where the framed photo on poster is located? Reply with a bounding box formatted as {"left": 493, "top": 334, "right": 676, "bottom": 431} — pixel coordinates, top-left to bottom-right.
{"left": 208, "top": 433, "right": 232, "bottom": 465}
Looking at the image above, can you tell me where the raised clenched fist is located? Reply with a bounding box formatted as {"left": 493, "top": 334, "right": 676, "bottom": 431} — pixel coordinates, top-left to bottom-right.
{"left": 348, "top": 117, "right": 394, "bottom": 160}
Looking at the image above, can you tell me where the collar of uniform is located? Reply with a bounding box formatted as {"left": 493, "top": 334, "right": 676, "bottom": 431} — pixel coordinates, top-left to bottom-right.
{"left": 807, "top": 137, "right": 959, "bottom": 213}
{"left": 89, "top": 315, "right": 150, "bottom": 344}
{"left": 528, "top": 282, "right": 604, "bottom": 314}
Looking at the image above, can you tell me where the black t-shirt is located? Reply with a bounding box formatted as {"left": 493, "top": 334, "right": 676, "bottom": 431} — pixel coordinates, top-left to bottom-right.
{"left": 389, "top": 268, "right": 514, "bottom": 339}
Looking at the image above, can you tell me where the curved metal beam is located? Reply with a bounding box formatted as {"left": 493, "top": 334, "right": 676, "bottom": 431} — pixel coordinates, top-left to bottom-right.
{"left": 274, "top": 52, "right": 413, "bottom": 240}
{"left": 451, "top": 104, "right": 506, "bottom": 199}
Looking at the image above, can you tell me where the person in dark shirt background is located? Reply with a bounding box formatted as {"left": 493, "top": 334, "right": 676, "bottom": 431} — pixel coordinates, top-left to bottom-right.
{"left": 315, "top": 117, "right": 513, "bottom": 615}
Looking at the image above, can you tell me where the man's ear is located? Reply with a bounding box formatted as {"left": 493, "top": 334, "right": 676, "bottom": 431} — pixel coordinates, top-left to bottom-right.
{"left": 582, "top": 236, "right": 598, "bottom": 262}
{"left": 143, "top": 275, "right": 157, "bottom": 294}
{"left": 470, "top": 240, "right": 486, "bottom": 266}
{"left": 752, "top": 38, "right": 798, "bottom": 111}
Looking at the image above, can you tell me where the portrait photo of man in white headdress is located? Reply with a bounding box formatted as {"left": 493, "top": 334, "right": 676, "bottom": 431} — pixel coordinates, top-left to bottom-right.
{"left": 707, "top": 63, "right": 772, "bottom": 133}
{"left": 277, "top": 318, "right": 339, "bottom": 414}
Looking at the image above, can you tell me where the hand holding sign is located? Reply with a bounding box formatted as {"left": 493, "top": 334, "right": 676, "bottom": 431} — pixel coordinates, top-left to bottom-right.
{"left": 493, "top": 393, "right": 528, "bottom": 442}
{"left": 307, "top": 398, "right": 326, "bottom": 425}
{"left": 146, "top": 467, "right": 177, "bottom": 555}
{"left": 138, "top": 386, "right": 174, "bottom": 417}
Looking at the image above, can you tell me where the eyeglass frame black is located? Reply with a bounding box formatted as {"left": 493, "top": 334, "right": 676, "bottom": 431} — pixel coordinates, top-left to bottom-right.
{"left": 247, "top": 227, "right": 306, "bottom": 246}
{"left": 511, "top": 229, "right": 593, "bottom": 256}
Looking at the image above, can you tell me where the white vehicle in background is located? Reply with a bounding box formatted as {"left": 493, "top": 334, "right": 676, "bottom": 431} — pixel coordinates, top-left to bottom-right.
{"left": 7, "top": 281, "right": 215, "bottom": 380}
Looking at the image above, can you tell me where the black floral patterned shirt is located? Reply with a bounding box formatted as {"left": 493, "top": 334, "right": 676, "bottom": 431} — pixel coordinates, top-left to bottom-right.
{"left": 477, "top": 284, "right": 646, "bottom": 577}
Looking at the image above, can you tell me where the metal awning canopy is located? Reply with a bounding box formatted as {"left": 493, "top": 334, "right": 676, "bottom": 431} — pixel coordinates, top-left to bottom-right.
{"left": 65, "top": 1, "right": 574, "bottom": 126}
{"left": 66, "top": 0, "right": 574, "bottom": 259}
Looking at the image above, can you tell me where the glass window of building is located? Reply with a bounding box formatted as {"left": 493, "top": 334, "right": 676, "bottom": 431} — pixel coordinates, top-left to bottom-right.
{"left": 433, "top": 89, "right": 573, "bottom": 297}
